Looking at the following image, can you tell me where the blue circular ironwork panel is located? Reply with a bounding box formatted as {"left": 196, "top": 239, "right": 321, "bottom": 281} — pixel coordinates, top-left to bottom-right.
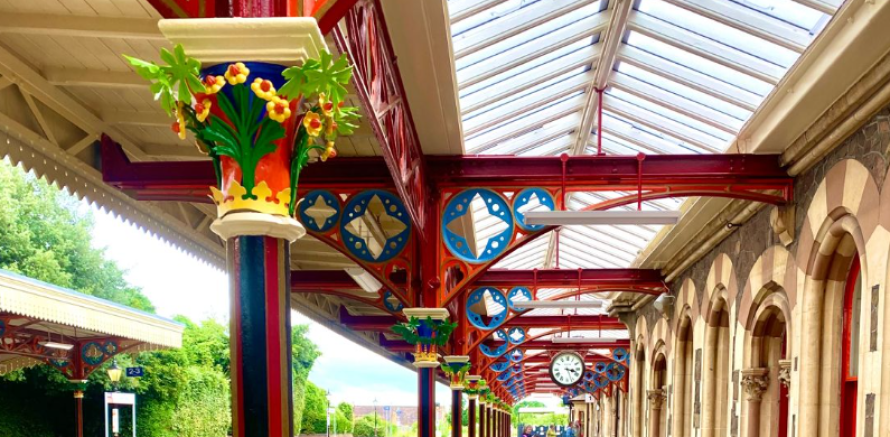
{"left": 442, "top": 189, "right": 515, "bottom": 263}
{"left": 512, "top": 188, "right": 555, "bottom": 231}
{"left": 340, "top": 190, "right": 411, "bottom": 263}
{"left": 299, "top": 190, "right": 341, "bottom": 233}
{"left": 612, "top": 347, "right": 629, "bottom": 363}
{"left": 584, "top": 370, "right": 596, "bottom": 382}
{"left": 491, "top": 361, "right": 510, "bottom": 372}
{"left": 480, "top": 342, "right": 507, "bottom": 358}
{"left": 509, "top": 349, "right": 523, "bottom": 363}
{"left": 507, "top": 287, "right": 533, "bottom": 312}
{"left": 382, "top": 291, "right": 403, "bottom": 313}
{"left": 466, "top": 287, "right": 508, "bottom": 329}
{"left": 507, "top": 327, "right": 526, "bottom": 344}
{"left": 605, "top": 362, "right": 626, "bottom": 381}
{"left": 594, "top": 362, "right": 607, "bottom": 373}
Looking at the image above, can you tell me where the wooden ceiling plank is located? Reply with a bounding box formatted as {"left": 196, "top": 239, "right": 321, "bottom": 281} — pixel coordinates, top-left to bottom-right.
{"left": 0, "top": 13, "right": 162, "bottom": 40}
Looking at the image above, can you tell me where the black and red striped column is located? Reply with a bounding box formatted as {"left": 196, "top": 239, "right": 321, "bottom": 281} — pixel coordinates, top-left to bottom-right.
{"left": 419, "top": 367, "right": 436, "bottom": 437}
{"left": 452, "top": 389, "right": 463, "bottom": 437}
{"left": 228, "top": 236, "right": 294, "bottom": 437}
{"left": 468, "top": 396, "right": 477, "bottom": 437}
{"left": 480, "top": 401, "right": 488, "bottom": 437}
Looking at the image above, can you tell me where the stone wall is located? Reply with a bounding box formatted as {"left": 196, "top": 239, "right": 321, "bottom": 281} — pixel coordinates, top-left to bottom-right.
{"left": 626, "top": 103, "right": 890, "bottom": 437}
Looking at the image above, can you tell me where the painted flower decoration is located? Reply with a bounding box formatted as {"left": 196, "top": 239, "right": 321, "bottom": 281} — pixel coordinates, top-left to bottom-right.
{"left": 195, "top": 98, "right": 211, "bottom": 122}
{"left": 251, "top": 78, "right": 277, "bottom": 101}
{"left": 224, "top": 62, "right": 250, "bottom": 85}
{"left": 321, "top": 141, "right": 337, "bottom": 162}
{"left": 303, "top": 111, "right": 323, "bottom": 137}
{"left": 204, "top": 75, "right": 225, "bottom": 94}
{"left": 171, "top": 118, "right": 186, "bottom": 140}
{"left": 318, "top": 93, "right": 334, "bottom": 117}
{"left": 266, "top": 97, "right": 292, "bottom": 123}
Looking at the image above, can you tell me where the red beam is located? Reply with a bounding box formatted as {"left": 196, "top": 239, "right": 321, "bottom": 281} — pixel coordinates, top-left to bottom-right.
{"left": 379, "top": 337, "right": 413, "bottom": 352}
{"left": 428, "top": 154, "right": 791, "bottom": 191}
{"left": 477, "top": 268, "right": 665, "bottom": 291}
{"left": 100, "top": 137, "right": 395, "bottom": 203}
{"left": 338, "top": 307, "right": 395, "bottom": 331}
{"left": 504, "top": 315, "right": 625, "bottom": 329}
{"left": 484, "top": 339, "right": 629, "bottom": 350}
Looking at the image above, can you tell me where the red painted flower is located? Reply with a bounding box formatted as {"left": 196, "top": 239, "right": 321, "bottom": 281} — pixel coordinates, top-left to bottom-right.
{"left": 320, "top": 141, "right": 337, "bottom": 162}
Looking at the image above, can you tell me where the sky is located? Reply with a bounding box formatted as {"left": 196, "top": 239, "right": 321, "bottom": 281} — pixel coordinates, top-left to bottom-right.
{"left": 89, "top": 206, "right": 454, "bottom": 406}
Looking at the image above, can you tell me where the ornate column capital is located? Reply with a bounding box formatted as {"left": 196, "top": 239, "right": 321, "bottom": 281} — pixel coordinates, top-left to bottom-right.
{"left": 741, "top": 368, "right": 770, "bottom": 401}
{"left": 777, "top": 359, "right": 791, "bottom": 392}
{"left": 646, "top": 389, "right": 666, "bottom": 409}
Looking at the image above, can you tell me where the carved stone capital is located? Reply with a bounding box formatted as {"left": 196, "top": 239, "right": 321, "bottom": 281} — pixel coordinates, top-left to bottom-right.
{"left": 647, "top": 389, "right": 666, "bottom": 409}
{"left": 741, "top": 368, "right": 770, "bottom": 401}
{"left": 769, "top": 205, "right": 795, "bottom": 247}
{"left": 777, "top": 359, "right": 791, "bottom": 392}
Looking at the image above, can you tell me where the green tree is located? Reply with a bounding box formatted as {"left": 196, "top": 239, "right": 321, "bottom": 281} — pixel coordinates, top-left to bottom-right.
{"left": 353, "top": 414, "right": 397, "bottom": 437}
{"left": 301, "top": 380, "right": 329, "bottom": 434}
{"left": 0, "top": 159, "right": 153, "bottom": 311}
{"left": 293, "top": 325, "right": 321, "bottom": 431}
{"left": 337, "top": 401, "right": 354, "bottom": 422}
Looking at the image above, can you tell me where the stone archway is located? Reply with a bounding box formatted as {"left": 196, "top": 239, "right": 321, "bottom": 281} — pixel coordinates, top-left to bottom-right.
{"left": 742, "top": 291, "right": 791, "bottom": 437}
{"left": 702, "top": 289, "right": 731, "bottom": 437}
{"left": 648, "top": 349, "right": 668, "bottom": 437}
{"left": 672, "top": 313, "right": 694, "bottom": 437}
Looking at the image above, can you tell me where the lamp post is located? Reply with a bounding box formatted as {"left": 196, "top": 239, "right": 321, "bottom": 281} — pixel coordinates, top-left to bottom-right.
{"left": 374, "top": 398, "right": 379, "bottom": 437}
{"left": 107, "top": 360, "right": 122, "bottom": 391}
{"left": 326, "top": 390, "right": 332, "bottom": 437}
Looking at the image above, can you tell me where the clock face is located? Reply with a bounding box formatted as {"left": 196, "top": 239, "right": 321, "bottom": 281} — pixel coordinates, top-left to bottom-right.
{"left": 549, "top": 352, "right": 585, "bottom": 387}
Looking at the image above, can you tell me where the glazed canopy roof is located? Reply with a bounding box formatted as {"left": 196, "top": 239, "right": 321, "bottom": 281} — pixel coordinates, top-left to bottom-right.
{"left": 446, "top": 0, "right": 841, "bottom": 271}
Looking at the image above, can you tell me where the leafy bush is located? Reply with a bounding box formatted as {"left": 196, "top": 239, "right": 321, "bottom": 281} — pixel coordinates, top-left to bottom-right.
{"left": 353, "top": 414, "right": 397, "bottom": 437}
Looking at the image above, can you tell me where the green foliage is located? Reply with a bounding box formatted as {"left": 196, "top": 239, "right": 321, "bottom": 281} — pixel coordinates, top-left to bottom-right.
{"left": 124, "top": 44, "right": 204, "bottom": 115}
{"left": 337, "top": 401, "right": 354, "bottom": 422}
{"left": 301, "top": 380, "right": 329, "bottom": 434}
{"left": 353, "top": 414, "right": 397, "bottom": 437}
{"left": 279, "top": 51, "right": 352, "bottom": 103}
{"left": 0, "top": 160, "right": 154, "bottom": 312}
{"left": 391, "top": 317, "right": 459, "bottom": 346}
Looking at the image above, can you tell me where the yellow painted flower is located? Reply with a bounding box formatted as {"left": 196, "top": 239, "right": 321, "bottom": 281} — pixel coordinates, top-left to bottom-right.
{"left": 318, "top": 93, "right": 334, "bottom": 117}
{"left": 195, "top": 98, "right": 211, "bottom": 122}
{"left": 303, "top": 111, "right": 323, "bottom": 137}
{"left": 251, "top": 78, "right": 277, "bottom": 101}
{"left": 224, "top": 62, "right": 250, "bottom": 85}
{"left": 325, "top": 120, "right": 338, "bottom": 138}
{"left": 203, "top": 75, "right": 225, "bottom": 94}
{"left": 266, "top": 97, "right": 292, "bottom": 123}
{"left": 320, "top": 140, "right": 337, "bottom": 162}
{"left": 171, "top": 119, "right": 186, "bottom": 140}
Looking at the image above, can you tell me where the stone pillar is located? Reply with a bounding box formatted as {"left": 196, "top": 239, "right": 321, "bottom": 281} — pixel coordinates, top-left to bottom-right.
{"left": 646, "top": 390, "right": 666, "bottom": 437}
{"left": 741, "top": 369, "right": 769, "bottom": 437}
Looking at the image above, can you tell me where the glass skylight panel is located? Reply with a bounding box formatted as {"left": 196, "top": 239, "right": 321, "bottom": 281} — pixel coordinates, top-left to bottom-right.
{"left": 453, "top": 0, "right": 603, "bottom": 68}
{"left": 606, "top": 90, "right": 732, "bottom": 148}
{"left": 603, "top": 112, "right": 704, "bottom": 154}
{"left": 517, "top": 135, "right": 575, "bottom": 157}
{"left": 460, "top": 39, "right": 597, "bottom": 97}
{"left": 609, "top": 72, "right": 745, "bottom": 133}
{"left": 466, "top": 96, "right": 584, "bottom": 152}
{"left": 627, "top": 32, "right": 773, "bottom": 97}
{"left": 638, "top": 0, "right": 798, "bottom": 68}
{"left": 730, "top": 0, "right": 828, "bottom": 33}
{"left": 471, "top": 111, "right": 583, "bottom": 155}
{"left": 615, "top": 62, "right": 753, "bottom": 120}
{"left": 456, "top": 16, "right": 603, "bottom": 87}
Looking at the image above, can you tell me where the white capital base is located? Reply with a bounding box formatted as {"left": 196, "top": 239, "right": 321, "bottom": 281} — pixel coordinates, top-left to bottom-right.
{"left": 211, "top": 212, "right": 306, "bottom": 242}
{"left": 413, "top": 360, "right": 441, "bottom": 369}
{"left": 159, "top": 17, "right": 327, "bottom": 65}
